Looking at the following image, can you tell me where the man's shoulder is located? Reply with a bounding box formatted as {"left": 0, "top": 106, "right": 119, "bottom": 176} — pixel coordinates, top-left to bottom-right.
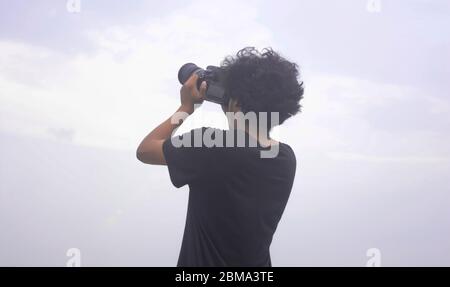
{"left": 166, "top": 127, "right": 226, "bottom": 149}
{"left": 185, "top": 127, "right": 225, "bottom": 136}
{"left": 176, "top": 128, "right": 296, "bottom": 160}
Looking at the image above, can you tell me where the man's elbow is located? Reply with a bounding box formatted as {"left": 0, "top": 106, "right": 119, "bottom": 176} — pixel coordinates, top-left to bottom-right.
{"left": 136, "top": 149, "right": 146, "bottom": 163}
{"left": 136, "top": 140, "right": 166, "bottom": 165}
{"left": 136, "top": 143, "right": 149, "bottom": 162}
{"left": 136, "top": 148, "right": 164, "bottom": 165}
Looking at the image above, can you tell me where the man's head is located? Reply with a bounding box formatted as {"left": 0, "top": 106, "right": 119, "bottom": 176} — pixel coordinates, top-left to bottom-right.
{"left": 220, "top": 47, "right": 304, "bottom": 129}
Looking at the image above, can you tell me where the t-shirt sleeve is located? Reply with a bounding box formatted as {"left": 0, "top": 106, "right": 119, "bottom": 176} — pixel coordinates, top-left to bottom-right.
{"left": 162, "top": 128, "right": 212, "bottom": 188}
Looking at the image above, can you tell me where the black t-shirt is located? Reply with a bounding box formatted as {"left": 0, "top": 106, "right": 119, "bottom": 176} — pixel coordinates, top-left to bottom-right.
{"left": 162, "top": 127, "right": 296, "bottom": 267}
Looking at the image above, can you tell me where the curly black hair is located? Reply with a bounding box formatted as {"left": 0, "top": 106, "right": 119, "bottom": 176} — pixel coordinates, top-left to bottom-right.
{"left": 220, "top": 47, "right": 304, "bottom": 128}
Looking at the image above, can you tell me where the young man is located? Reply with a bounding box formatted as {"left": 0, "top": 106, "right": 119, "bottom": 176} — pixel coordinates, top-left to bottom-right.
{"left": 137, "top": 47, "right": 304, "bottom": 266}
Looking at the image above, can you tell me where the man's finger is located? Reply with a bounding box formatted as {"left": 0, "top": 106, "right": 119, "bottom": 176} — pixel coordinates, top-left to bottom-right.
{"left": 186, "top": 73, "right": 199, "bottom": 87}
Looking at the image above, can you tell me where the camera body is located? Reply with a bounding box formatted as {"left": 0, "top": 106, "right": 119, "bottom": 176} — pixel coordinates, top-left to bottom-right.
{"left": 178, "top": 63, "right": 227, "bottom": 105}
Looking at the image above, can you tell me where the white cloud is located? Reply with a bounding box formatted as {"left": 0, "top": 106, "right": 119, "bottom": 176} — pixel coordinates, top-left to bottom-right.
{"left": 327, "top": 151, "right": 450, "bottom": 164}
{"left": 1, "top": 0, "right": 449, "bottom": 163}
{"left": 287, "top": 73, "right": 450, "bottom": 160}
{"left": 0, "top": 0, "right": 272, "bottom": 150}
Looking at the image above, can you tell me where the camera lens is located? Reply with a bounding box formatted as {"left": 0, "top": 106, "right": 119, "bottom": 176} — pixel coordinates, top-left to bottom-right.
{"left": 178, "top": 63, "right": 203, "bottom": 85}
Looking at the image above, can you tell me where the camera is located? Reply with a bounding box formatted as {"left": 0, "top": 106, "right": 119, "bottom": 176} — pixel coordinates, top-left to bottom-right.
{"left": 178, "top": 63, "right": 227, "bottom": 105}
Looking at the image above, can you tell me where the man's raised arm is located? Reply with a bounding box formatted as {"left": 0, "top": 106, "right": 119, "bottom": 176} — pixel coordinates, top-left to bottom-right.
{"left": 136, "top": 74, "right": 206, "bottom": 165}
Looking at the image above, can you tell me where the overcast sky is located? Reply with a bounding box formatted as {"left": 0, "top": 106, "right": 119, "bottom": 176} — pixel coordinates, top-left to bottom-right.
{"left": 1, "top": 0, "right": 449, "bottom": 266}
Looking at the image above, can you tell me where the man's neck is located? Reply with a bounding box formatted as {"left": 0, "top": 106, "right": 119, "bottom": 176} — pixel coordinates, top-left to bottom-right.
{"left": 228, "top": 122, "right": 277, "bottom": 147}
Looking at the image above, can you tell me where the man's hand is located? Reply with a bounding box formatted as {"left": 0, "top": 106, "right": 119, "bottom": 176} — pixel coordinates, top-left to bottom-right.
{"left": 180, "top": 73, "right": 207, "bottom": 114}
